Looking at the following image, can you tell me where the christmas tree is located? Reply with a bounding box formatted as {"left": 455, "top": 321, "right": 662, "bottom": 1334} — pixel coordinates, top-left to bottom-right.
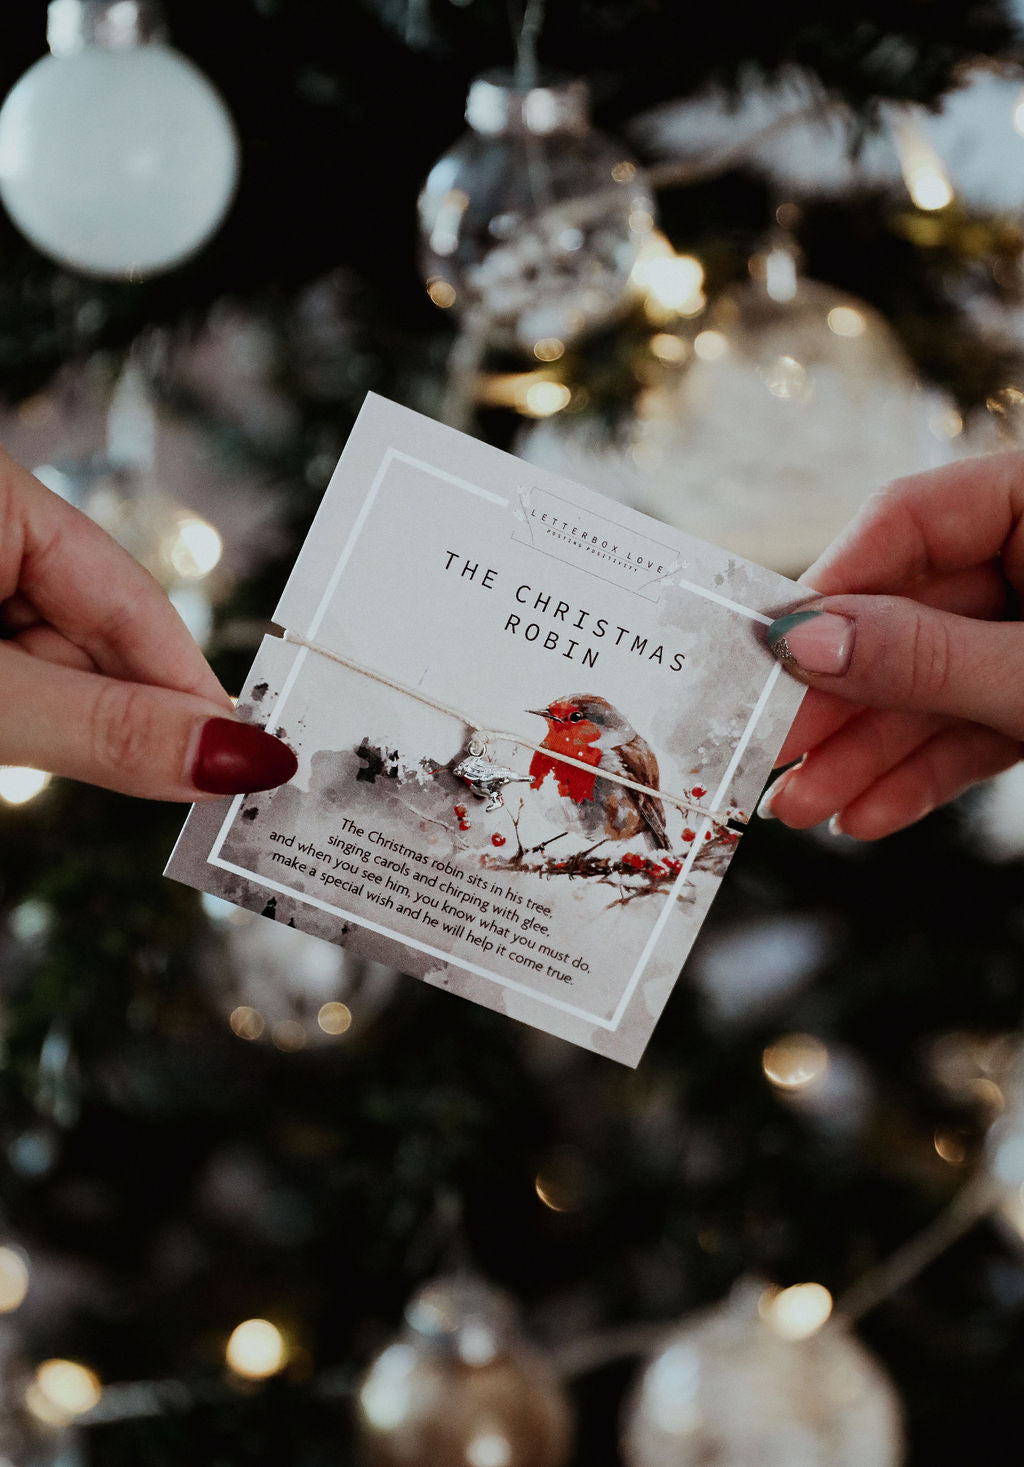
{"left": 3, "top": 2, "right": 1024, "bottom": 1462}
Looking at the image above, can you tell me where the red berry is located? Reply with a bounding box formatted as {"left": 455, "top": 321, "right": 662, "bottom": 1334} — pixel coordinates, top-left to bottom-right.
{"left": 454, "top": 803, "right": 467, "bottom": 817}
{"left": 622, "top": 852, "right": 644, "bottom": 869}
{"left": 692, "top": 785, "right": 706, "bottom": 799}
{"left": 459, "top": 819, "right": 471, "bottom": 831}
{"left": 665, "top": 858, "right": 683, "bottom": 873}
{"left": 682, "top": 828, "right": 696, "bottom": 842}
{"left": 491, "top": 833, "right": 506, "bottom": 847}
{"left": 649, "top": 864, "right": 668, "bottom": 879}
{"left": 704, "top": 830, "right": 712, "bottom": 840}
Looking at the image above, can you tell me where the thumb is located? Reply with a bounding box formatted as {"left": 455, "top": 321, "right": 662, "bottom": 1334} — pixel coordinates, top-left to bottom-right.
{"left": 767, "top": 594, "right": 1024, "bottom": 741}
{"left": 0, "top": 645, "right": 297, "bottom": 801}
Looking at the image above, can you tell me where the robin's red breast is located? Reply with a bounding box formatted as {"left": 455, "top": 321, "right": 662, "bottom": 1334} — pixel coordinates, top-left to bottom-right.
{"left": 528, "top": 694, "right": 668, "bottom": 849}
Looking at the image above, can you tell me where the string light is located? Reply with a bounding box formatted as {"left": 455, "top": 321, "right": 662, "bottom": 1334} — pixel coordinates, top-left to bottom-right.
{"left": 693, "top": 330, "right": 728, "bottom": 361}
{"left": 229, "top": 1006, "right": 265, "bottom": 1041}
{"left": 631, "top": 232, "right": 705, "bottom": 317}
{"left": 763, "top": 1033, "right": 829, "bottom": 1092}
{"left": 0, "top": 767, "right": 50, "bottom": 805}
{"left": 28, "top": 1360, "right": 102, "bottom": 1423}
{"left": 165, "top": 513, "right": 223, "bottom": 580}
{"left": 0, "top": 1246, "right": 29, "bottom": 1312}
{"left": 890, "top": 108, "right": 954, "bottom": 211}
{"left": 827, "top": 306, "right": 866, "bottom": 338}
{"left": 317, "top": 1002, "right": 352, "bottom": 1035}
{"left": 225, "top": 1319, "right": 287, "bottom": 1380}
{"left": 759, "top": 1282, "right": 833, "bottom": 1340}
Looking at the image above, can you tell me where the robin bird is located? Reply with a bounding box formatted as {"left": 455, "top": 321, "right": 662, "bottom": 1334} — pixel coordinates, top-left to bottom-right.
{"left": 527, "top": 694, "right": 669, "bottom": 849}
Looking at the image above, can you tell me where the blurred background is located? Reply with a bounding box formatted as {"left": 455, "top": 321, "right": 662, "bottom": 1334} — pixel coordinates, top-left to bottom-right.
{"left": 6, "top": 1, "right": 1024, "bottom": 1463}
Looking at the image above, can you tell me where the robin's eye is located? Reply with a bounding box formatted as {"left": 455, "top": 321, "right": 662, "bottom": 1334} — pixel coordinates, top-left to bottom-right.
{"left": 568, "top": 711, "right": 584, "bottom": 722}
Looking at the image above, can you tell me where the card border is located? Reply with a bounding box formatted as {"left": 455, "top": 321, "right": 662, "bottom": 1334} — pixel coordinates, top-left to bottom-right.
{"left": 206, "top": 447, "right": 782, "bottom": 1033}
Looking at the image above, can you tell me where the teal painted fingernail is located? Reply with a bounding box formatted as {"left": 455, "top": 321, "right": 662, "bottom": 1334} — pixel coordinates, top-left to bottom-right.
{"left": 767, "top": 609, "right": 854, "bottom": 676}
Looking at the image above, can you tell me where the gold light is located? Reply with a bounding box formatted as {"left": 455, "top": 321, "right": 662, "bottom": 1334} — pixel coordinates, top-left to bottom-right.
{"left": 271, "top": 1020, "right": 307, "bottom": 1052}
{"left": 426, "top": 277, "right": 457, "bottom": 308}
{"left": 229, "top": 1006, "right": 265, "bottom": 1041}
{"left": 226, "top": 1319, "right": 287, "bottom": 1380}
{"left": 0, "top": 1247, "right": 29, "bottom": 1312}
{"left": 523, "top": 381, "right": 571, "bottom": 417}
{"left": 693, "top": 330, "right": 728, "bottom": 361}
{"left": 827, "top": 306, "right": 866, "bottom": 338}
{"left": 891, "top": 110, "right": 953, "bottom": 211}
{"left": 167, "top": 515, "right": 223, "bottom": 580}
{"left": 29, "top": 1360, "right": 102, "bottom": 1421}
{"left": 533, "top": 337, "right": 565, "bottom": 363}
{"left": 0, "top": 768, "right": 51, "bottom": 805}
{"left": 763, "top": 1033, "right": 829, "bottom": 1092}
{"left": 317, "top": 1002, "right": 352, "bottom": 1035}
{"left": 760, "top": 1282, "right": 833, "bottom": 1340}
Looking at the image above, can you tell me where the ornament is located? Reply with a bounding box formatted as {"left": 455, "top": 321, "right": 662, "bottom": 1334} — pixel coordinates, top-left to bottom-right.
{"left": 201, "top": 896, "right": 397, "bottom": 1050}
{"left": 33, "top": 362, "right": 222, "bottom": 645}
{"left": 454, "top": 743, "right": 532, "bottom": 811}
{"left": 621, "top": 1279, "right": 903, "bottom": 1467}
{"left": 0, "top": 0, "right": 239, "bottom": 278}
{"left": 355, "top": 1275, "right": 573, "bottom": 1467}
{"left": 521, "top": 245, "right": 931, "bottom": 574}
{"left": 418, "top": 71, "right": 654, "bottom": 353}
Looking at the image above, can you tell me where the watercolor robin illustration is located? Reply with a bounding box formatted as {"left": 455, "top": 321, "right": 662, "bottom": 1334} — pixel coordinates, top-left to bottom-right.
{"left": 527, "top": 694, "right": 669, "bottom": 849}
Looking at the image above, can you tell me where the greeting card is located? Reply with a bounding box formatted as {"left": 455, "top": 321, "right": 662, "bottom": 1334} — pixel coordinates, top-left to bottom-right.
{"left": 166, "top": 394, "right": 805, "bottom": 1065}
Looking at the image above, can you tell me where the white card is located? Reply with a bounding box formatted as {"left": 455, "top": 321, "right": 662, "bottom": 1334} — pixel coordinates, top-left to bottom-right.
{"left": 166, "top": 394, "right": 805, "bottom": 1066}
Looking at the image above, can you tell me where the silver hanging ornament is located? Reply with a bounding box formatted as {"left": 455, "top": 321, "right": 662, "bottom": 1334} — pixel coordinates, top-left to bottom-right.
{"left": 620, "top": 1279, "right": 903, "bottom": 1467}
{"left": 355, "top": 1275, "right": 573, "bottom": 1467}
{"left": 418, "top": 71, "right": 655, "bottom": 353}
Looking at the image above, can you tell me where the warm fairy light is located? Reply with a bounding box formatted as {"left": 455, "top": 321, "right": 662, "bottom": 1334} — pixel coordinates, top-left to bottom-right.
{"left": 827, "top": 305, "right": 866, "bottom": 338}
{"left": 535, "top": 1175, "right": 568, "bottom": 1213}
{"left": 426, "top": 277, "right": 457, "bottom": 308}
{"left": 229, "top": 1006, "right": 265, "bottom": 1041}
{"left": 30, "top": 1360, "right": 102, "bottom": 1420}
{"left": 934, "top": 1127, "right": 970, "bottom": 1166}
{"left": 467, "top": 1432, "right": 513, "bottom": 1467}
{"left": 271, "top": 1020, "right": 307, "bottom": 1052}
{"left": 611, "top": 159, "right": 636, "bottom": 183}
{"left": 523, "top": 381, "right": 571, "bottom": 417}
{"left": 167, "top": 515, "right": 223, "bottom": 580}
{"left": 762, "top": 1033, "right": 829, "bottom": 1091}
{"left": 533, "top": 336, "right": 565, "bottom": 362}
{"left": 891, "top": 110, "right": 953, "bottom": 210}
{"left": 0, "top": 768, "right": 50, "bottom": 805}
{"left": 317, "top": 1001, "right": 352, "bottom": 1035}
{"left": 760, "top": 1282, "right": 833, "bottom": 1340}
{"left": 0, "top": 1247, "right": 29, "bottom": 1312}
{"left": 632, "top": 234, "right": 705, "bottom": 316}
{"left": 226, "top": 1319, "right": 287, "bottom": 1379}
{"left": 693, "top": 330, "right": 728, "bottom": 361}
{"left": 649, "top": 333, "right": 688, "bottom": 364}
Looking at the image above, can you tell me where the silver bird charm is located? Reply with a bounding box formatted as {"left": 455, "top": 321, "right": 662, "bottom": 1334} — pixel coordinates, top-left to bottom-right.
{"left": 454, "top": 754, "right": 531, "bottom": 811}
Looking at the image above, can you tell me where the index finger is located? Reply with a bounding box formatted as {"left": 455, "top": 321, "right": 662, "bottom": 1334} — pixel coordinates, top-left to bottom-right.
{"left": 0, "top": 445, "right": 232, "bottom": 708}
{"left": 801, "top": 451, "right": 1024, "bottom": 596}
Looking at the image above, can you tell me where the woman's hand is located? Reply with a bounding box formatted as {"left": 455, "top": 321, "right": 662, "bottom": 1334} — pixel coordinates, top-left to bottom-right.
{"left": 763, "top": 452, "right": 1024, "bottom": 839}
{"left": 0, "top": 445, "right": 296, "bottom": 800}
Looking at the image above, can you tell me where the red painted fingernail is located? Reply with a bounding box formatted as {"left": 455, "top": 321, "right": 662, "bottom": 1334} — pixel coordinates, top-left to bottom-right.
{"left": 191, "top": 717, "right": 298, "bottom": 794}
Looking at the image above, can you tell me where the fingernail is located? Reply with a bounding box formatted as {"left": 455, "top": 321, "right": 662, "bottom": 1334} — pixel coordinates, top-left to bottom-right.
{"left": 767, "top": 609, "right": 855, "bottom": 676}
{"left": 756, "top": 785, "right": 778, "bottom": 819}
{"left": 191, "top": 717, "right": 298, "bottom": 794}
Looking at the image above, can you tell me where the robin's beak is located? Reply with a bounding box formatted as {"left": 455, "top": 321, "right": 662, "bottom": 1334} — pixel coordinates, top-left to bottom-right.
{"left": 526, "top": 708, "right": 552, "bottom": 719}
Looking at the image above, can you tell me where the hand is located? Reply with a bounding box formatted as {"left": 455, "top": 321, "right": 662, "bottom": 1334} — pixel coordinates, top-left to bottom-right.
{"left": 761, "top": 452, "right": 1024, "bottom": 839}
{"left": 0, "top": 445, "right": 296, "bottom": 801}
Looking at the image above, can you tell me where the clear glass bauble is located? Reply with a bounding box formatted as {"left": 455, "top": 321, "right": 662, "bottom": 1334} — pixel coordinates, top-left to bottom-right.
{"left": 355, "top": 1275, "right": 573, "bottom": 1467}
{"left": 0, "top": 4, "right": 238, "bottom": 278}
{"left": 418, "top": 71, "right": 654, "bottom": 353}
{"left": 627, "top": 279, "right": 927, "bottom": 574}
{"left": 620, "top": 1281, "right": 903, "bottom": 1467}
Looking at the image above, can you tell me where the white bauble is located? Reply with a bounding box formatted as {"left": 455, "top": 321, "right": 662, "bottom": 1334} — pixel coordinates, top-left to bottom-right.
{"left": 621, "top": 1281, "right": 903, "bottom": 1467}
{"left": 0, "top": 12, "right": 238, "bottom": 278}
